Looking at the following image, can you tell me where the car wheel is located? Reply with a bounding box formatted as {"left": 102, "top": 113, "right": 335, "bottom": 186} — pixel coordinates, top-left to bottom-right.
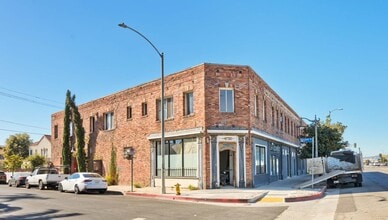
{"left": 38, "top": 181, "right": 45, "bottom": 190}
{"left": 8, "top": 182, "right": 12, "bottom": 187}
{"left": 58, "top": 183, "right": 64, "bottom": 192}
{"left": 74, "top": 185, "right": 80, "bottom": 194}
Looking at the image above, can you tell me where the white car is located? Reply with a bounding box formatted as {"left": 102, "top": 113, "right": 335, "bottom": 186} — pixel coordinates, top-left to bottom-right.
{"left": 58, "top": 172, "right": 107, "bottom": 194}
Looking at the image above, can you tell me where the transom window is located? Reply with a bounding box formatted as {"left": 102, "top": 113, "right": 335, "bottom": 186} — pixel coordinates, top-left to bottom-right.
{"left": 219, "top": 88, "right": 234, "bottom": 113}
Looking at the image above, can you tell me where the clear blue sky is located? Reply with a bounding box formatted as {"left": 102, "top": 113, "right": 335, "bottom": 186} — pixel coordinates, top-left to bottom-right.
{"left": 0, "top": 1, "right": 387, "bottom": 157}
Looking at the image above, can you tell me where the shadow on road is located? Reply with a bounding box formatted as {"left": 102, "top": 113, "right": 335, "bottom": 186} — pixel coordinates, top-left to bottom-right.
{"left": 0, "top": 193, "right": 83, "bottom": 219}
{"left": 4, "top": 209, "right": 82, "bottom": 220}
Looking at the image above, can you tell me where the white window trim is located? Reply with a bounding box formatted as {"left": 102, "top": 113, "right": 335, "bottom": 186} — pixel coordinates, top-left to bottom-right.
{"left": 219, "top": 88, "right": 234, "bottom": 113}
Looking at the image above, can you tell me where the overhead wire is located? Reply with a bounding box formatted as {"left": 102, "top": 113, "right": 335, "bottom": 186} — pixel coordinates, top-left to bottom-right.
{"left": 0, "top": 128, "right": 47, "bottom": 136}
{"left": 0, "top": 119, "right": 49, "bottom": 131}
{"left": 0, "top": 91, "right": 63, "bottom": 109}
{"left": 0, "top": 86, "right": 62, "bottom": 104}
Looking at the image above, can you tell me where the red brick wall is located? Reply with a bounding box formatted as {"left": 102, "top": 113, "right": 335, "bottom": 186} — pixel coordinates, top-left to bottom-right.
{"left": 51, "top": 64, "right": 207, "bottom": 186}
{"left": 51, "top": 63, "right": 301, "bottom": 188}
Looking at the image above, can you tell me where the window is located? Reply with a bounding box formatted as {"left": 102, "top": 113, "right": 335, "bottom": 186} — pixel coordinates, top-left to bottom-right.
{"left": 255, "top": 146, "right": 266, "bottom": 174}
{"left": 127, "top": 106, "right": 132, "bottom": 120}
{"left": 184, "top": 92, "right": 194, "bottom": 116}
{"left": 156, "top": 138, "right": 197, "bottom": 177}
{"left": 270, "top": 155, "right": 279, "bottom": 176}
{"left": 89, "top": 116, "right": 95, "bottom": 133}
{"left": 280, "top": 113, "right": 284, "bottom": 131}
{"left": 271, "top": 107, "right": 275, "bottom": 126}
{"left": 103, "top": 112, "right": 114, "bottom": 130}
{"left": 254, "top": 95, "right": 259, "bottom": 117}
{"left": 54, "top": 125, "right": 58, "bottom": 139}
{"left": 219, "top": 88, "right": 234, "bottom": 112}
{"left": 156, "top": 97, "right": 174, "bottom": 121}
{"left": 142, "top": 103, "right": 148, "bottom": 116}
{"left": 263, "top": 100, "right": 267, "bottom": 122}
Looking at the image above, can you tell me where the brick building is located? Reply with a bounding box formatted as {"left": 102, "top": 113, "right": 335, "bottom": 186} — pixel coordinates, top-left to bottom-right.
{"left": 51, "top": 63, "right": 306, "bottom": 189}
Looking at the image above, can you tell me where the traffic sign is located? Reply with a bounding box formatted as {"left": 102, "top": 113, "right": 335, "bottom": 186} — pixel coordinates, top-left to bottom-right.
{"left": 300, "top": 137, "right": 313, "bottom": 143}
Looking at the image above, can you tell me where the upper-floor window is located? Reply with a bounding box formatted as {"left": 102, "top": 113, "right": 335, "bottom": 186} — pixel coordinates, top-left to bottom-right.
{"left": 127, "top": 106, "right": 132, "bottom": 120}
{"left": 157, "top": 97, "right": 174, "bottom": 121}
{"left": 90, "top": 116, "right": 95, "bottom": 133}
{"left": 219, "top": 88, "right": 234, "bottom": 113}
{"left": 254, "top": 95, "right": 259, "bottom": 118}
{"left": 103, "top": 112, "right": 114, "bottom": 130}
{"left": 54, "top": 125, "right": 58, "bottom": 139}
{"left": 263, "top": 100, "right": 267, "bottom": 122}
{"left": 184, "top": 92, "right": 194, "bottom": 116}
{"left": 280, "top": 113, "right": 284, "bottom": 131}
{"left": 142, "top": 103, "right": 148, "bottom": 116}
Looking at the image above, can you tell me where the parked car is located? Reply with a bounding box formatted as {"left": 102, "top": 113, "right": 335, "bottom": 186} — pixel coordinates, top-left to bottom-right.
{"left": 58, "top": 172, "right": 107, "bottom": 194}
{"left": 8, "top": 173, "right": 29, "bottom": 187}
{"left": 26, "top": 167, "right": 69, "bottom": 190}
{"left": 0, "top": 171, "right": 6, "bottom": 184}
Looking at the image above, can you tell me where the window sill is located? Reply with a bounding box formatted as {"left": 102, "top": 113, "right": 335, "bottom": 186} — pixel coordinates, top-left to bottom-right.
{"left": 183, "top": 113, "right": 195, "bottom": 118}
{"left": 103, "top": 128, "right": 116, "bottom": 132}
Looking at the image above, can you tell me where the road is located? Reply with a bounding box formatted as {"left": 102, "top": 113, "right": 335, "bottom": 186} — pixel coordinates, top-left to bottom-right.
{"left": 0, "top": 185, "right": 286, "bottom": 220}
{"left": 1, "top": 166, "right": 387, "bottom": 220}
{"left": 277, "top": 166, "right": 388, "bottom": 220}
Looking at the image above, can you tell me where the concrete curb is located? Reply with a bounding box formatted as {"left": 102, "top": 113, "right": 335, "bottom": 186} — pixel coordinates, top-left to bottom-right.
{"left": 124, "top": 187, "right": 326, "bottom": 204}
{"left": 125, "top": 191, "right": 266, "bottom": 203}
{"left": 284, "top": 186, "right": 327, "bottom": 203}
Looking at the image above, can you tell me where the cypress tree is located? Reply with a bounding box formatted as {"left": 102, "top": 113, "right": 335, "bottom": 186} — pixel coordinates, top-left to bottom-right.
{"left": 70, "top": 94, "right": 87, "bottom": 172}
{"left": 62, "top": 90, "right": 72, "bottom": 174}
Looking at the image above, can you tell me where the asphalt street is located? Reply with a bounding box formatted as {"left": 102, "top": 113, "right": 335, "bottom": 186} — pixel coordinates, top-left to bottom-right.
{"left": 1, "top": 166, "right": 387, "bottom": 220}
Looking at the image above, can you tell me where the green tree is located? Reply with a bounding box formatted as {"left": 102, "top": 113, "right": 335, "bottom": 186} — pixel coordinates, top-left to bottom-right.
{"left": 4, "top": 154, "right": 23, "bottom": 174}
{"left": 27, "top": 154, "right": 46, "bottom": 170}
{"left": 62, "top": 90, "right": 72, "bottom": 174}
{"left": 379, "top": 154, "right": 388, "bottom": 163}
{"left": 4, "top": 133, "right": 31, "bottom": 158}
{"left": 70, "top": 94, "right": 86, "bottom": 172}
{"left": 107, "top": 145, "right": 118, "bottom": 185}
{"left": 299, "top": 120, "right": 347, "bottom": 158}
{"left": 62, "top": 90, "right": 87, "bottom": 173}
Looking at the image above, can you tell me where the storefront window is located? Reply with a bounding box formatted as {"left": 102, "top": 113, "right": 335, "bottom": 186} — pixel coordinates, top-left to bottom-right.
{"left": 255, "top": 145, "right": 266, "bottom": 174}
{"left": 156, "top": 138, "right": 197, "bottom": 177}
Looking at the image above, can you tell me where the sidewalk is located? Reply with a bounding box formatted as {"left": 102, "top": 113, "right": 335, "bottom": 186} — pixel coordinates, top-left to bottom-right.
{"left": 107, "top": 174, "right": 326, "bottom": 204}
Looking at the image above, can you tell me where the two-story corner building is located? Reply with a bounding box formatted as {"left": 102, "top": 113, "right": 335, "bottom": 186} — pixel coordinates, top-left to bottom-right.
{"left": 29, "top": 135, "right": 52, "bottom": 162}
{"left": 51, "top": 63, "right": 306, "bottom": 189}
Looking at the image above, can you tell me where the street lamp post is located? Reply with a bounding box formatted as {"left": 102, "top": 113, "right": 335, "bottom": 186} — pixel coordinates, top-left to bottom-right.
{"left": 118, "top": 23, "right": 166, "bottom": 194}
{"left": 123, "top": 146, "right": 135, "bottom": 192}
{"left": 326, "top": 108, "right": 343, "bottom": 125}
{"left": 301, "top": 115, "right": 319, "bottom": 158}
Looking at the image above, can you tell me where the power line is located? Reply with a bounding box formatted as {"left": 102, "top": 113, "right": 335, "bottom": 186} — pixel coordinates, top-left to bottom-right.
{"left": 0, "top": 86, "right": 62, "bottom": 104}
{"left": 0, "top": 128, "right": 47, "bottom": 136}
{"left": 0, "top": 119, "right": 49, "bottom": 131}
{"left": 0, "top": 91, "right": 63, "bottom": 109}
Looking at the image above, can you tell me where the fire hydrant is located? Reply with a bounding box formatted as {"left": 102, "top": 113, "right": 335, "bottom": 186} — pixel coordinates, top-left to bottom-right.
{"left": 174, "top": 183, "right": 181, "bottom": 195}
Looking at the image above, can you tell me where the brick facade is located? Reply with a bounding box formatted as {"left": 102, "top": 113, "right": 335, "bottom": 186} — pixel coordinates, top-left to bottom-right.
{"left": 51, "top": 63, "right": 303, "bottom": 189}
